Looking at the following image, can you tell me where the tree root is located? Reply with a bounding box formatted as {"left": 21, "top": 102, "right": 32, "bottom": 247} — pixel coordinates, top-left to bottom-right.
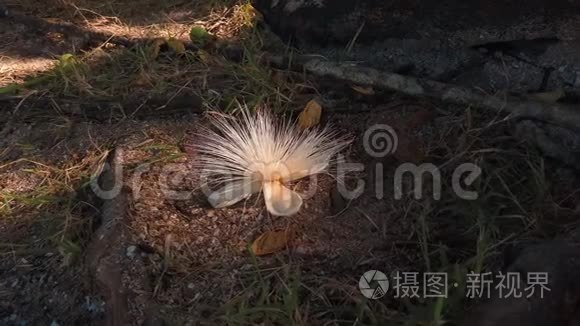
{"left": 294, "top": 59, "right": 580, "bottom": 133}
{"left": 266, "top": 56, "right": 580, "bottom": 168}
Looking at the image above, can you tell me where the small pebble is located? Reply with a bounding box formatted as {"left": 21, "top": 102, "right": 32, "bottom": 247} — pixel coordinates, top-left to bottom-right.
{"left": 293, "top": 246, "right": 309, "bottom": 255}
{"left": 126, "top": 245, "right": 137, "bottom": 258}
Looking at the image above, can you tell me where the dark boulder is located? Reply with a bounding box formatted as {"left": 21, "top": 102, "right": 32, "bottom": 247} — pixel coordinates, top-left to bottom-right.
{"left": 253, "top": 0, "right": 580, "bottom": 45}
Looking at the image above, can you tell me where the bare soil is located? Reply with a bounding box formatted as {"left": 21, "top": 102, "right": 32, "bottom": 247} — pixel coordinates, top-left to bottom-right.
{"left": 1, "top": 1, "right": 580, "bottom": 325}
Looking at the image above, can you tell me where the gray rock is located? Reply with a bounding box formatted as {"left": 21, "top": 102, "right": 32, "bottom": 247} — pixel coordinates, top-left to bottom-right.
{"left": 464, "top": 241, "right": 580, "bottom": 326}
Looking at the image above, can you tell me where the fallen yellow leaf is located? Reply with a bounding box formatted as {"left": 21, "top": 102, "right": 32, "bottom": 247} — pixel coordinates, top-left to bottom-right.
{"left": 251, "top": 229, "right": 293, "bottom": 256}
{"left": 528, "top": 89, "right": 565, "bottom": 103}
{"left": 298, "top": 99, "right": 322, "bottom": 129}
{"left": 351, "top": 85, "right": 375, "bottom": 95}
{"left": 196, "top": 49, "right": 212, "bottom": 64}
{"left": 167, "top": 37, "right": 186, "bottom": 54}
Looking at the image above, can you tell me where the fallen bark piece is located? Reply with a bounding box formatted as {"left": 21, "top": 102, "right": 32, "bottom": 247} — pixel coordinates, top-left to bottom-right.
{"left": 85, "top": 149, "right": 130, "bottom": 326}
{"left": 85, "top": 149, "right": 153, "bottom": 326}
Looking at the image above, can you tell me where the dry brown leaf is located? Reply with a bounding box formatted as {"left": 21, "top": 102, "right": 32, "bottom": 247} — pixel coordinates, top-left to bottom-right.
{"left": 134, "top": 70, "right": 153, "bottom": 87}
{"left": 149, "top": 38, "right": 166, "bottom": 59}
{"left": 246, "top": 5, "right": 264, "bottom": 22}
{"left": 167, "top": 37, "right": 186, "bottom": 54}
{"left": 298, "top": 99, "right": 322, "bottom": 129}
{"left": 351, "top": 85, "right": 375, "bottom": 95}
{"left": 251, "top": 229, "right": 293, "bottom": 256}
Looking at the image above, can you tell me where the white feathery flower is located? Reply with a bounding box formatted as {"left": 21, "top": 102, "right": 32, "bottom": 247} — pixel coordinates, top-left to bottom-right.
{"left": 196, "top": 106, "right": 350, "bottom": 216}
